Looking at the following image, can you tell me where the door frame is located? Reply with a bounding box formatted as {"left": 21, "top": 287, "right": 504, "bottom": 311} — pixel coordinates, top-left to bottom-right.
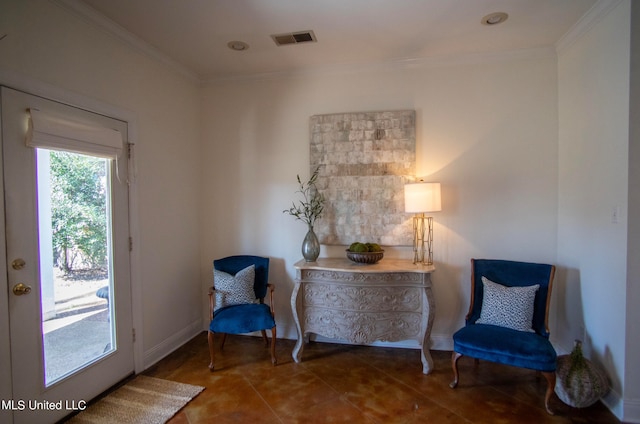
{"left": 0, "top": 71, "right": 143, "bottom": 415}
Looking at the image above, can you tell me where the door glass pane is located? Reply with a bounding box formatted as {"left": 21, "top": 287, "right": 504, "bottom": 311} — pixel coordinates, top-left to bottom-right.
{"left": 36, "top": 149, "right": 115, "bottom": 386}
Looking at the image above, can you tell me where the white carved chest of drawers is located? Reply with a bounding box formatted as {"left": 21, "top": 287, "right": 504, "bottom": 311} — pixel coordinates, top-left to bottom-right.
{"left": 291, "top": 258, "right": 435, "bottom": 374}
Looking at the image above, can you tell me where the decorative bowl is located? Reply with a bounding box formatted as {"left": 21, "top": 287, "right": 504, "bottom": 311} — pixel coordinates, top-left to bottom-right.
{"left": 346, "top": 250, "right": 384, "bottom": 264}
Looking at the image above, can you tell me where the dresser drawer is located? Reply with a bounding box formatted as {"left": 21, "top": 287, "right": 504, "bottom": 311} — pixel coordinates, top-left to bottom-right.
{"left": 304, "top": 307, "right": 422, "bottom": 343}
{"left": 302, "top": 282, "right": 422, "bottom": 313}
{"left": 300, "top": 269, "right": 425, "bottom": 285}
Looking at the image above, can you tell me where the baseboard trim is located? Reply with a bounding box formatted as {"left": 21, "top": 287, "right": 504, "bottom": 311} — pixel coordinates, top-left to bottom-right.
{"left": 614, "top": 393, "right": 640, "bottom": 424}
{"left": 142, "top": 319, "right": 202, "bottom": 370}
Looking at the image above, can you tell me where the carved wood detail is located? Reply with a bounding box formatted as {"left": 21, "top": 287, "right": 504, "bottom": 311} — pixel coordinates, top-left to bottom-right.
{"left": 301, "top": 269, "right": 423, "bottom": 284}
{"left": 291, "top": 258, "right": 436, "bottom": 374}
{"left": 303, "top": 283, "right": 421, "bottom": 312}
{"left": 304, "top": 307, "right": 421, "bottom": 344}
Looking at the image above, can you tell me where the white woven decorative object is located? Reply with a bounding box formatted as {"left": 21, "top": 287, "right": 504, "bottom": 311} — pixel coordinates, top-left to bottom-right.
{"left": 555, "top": 340, "right": 609, "bottom": 408}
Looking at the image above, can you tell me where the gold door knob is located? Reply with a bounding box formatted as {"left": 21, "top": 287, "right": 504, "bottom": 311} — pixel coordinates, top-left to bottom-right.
{"left": 12, "top": 283, "right": 32, "bottom": 296}
{"left": 11, "top": 258, "right": 26, "bottom": 270}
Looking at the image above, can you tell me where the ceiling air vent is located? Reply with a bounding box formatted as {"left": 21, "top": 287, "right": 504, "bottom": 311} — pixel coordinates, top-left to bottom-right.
{"left": 271, "top": 30, "right": 317, "bottom": 46}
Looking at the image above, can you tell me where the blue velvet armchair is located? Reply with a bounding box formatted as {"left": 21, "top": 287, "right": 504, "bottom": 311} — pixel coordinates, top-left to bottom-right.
{"left": 208, "top": 255, "right": 276, "bottom": 371}
{"left": 450, "top": 259, "right": 557, "bottom": 414}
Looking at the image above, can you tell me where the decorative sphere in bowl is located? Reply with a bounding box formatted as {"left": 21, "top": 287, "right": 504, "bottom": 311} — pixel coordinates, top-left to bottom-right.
{"left": 346, "top": 249, "right": 384, "bottom": 264}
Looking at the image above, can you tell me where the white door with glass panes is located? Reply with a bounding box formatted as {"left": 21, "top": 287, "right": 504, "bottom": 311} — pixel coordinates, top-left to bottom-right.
{"left": 1, "top": 87, "right": 134, "bottom": 424}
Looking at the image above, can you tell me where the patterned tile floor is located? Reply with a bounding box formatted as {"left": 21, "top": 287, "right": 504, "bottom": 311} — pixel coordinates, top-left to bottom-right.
{"left": 143, "top": 332, "right": 620, "bottom": 424}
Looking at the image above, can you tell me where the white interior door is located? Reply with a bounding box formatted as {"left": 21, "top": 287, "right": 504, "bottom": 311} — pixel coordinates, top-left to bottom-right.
{"left": 1, "top": 87, "right": 134, "bottom": 424}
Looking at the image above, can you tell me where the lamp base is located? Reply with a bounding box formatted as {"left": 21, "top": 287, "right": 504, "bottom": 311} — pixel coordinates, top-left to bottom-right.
{"left": 412, "top": 214, "right": 433, "bottom": 265}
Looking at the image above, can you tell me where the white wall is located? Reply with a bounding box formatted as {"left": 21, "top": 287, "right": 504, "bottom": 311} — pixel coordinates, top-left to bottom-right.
{"left": 557, "top": 0, "right": 631, "bottom": 419}
{"left": 0, "top": 0, "right": 203, "bottom": 368}
{"left": 626, "top": 2, "right": 640, "bottom": 419}
{"left": 200, "top": 53, "right": 560, "bottom": 346}
{"left": 2, "top": 0, "right": 636, "bottom": 421}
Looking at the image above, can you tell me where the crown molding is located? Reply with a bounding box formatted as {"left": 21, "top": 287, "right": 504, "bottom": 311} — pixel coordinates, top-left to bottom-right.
{"left": 555, "top": 0, "right": 624, "bottom": 54}
{"left": 52, "top": 0, "right": 200, "bottom": 83}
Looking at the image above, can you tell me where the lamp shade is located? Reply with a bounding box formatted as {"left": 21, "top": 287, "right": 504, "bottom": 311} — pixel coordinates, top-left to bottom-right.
{"left": 404, "top": 182, "right": 441, "bottom": 213}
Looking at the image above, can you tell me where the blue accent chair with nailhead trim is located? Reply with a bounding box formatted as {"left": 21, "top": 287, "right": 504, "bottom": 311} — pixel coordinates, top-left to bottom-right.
{"left": 207, "top": 255, "right": 276, "bottom": 371}
{"left": 450, "top": 259, "right": 557, "bottom": 414}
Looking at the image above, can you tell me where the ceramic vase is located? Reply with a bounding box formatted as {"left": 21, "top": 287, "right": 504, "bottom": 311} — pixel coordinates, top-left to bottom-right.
{"left": 301, "top": 226, "right": 320, "bottom": 262}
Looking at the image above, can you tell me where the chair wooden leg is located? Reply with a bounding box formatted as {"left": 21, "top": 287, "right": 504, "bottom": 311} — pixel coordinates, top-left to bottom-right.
{"left": 207, "top": 331, "right": 215, "bottom": 372}
{"left": 450, "top": 351, "right": 463, "bottom": 388}
{"left": 270, "top": 326, "right": 277, "bottom": 366}
{"left": 542, "top": 371, "right": 556, "bottom": 415}
{"left": 220, "top": 333, "right": 227, "bottom": 350}
{"left": 261, "top": 329, "right": 268, "bottom": 347}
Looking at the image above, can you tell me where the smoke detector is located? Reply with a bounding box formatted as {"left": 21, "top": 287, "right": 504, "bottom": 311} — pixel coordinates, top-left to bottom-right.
{"left": 271, "top": 30, "right": 317, "bottom": 46}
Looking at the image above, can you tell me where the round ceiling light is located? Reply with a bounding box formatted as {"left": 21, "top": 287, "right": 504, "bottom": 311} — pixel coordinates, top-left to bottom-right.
{"left": 227, "top": 41, "right": 249, "bottom": 51}
{"left": 481, "top": 12, "right": 508, "bottom": 26}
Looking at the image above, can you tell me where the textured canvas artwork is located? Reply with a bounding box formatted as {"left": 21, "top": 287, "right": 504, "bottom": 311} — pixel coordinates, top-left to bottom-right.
{"left": 309, "top": 110, "right": 416, "bottom": 246}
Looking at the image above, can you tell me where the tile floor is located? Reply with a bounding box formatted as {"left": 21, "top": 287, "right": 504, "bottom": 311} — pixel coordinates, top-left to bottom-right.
{"left": 144, "top": 332, "right": 620, "bottom": 424}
